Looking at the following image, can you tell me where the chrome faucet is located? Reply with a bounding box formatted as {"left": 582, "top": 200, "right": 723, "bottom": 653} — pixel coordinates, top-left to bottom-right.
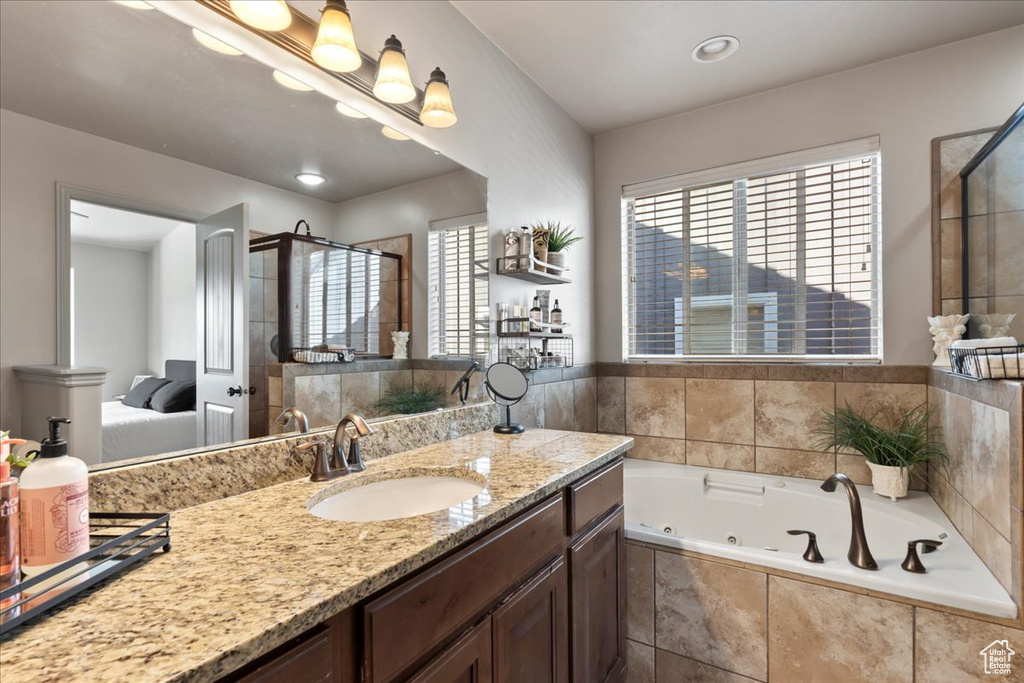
{"left": 276, "top": 407, "right": 310, "bottom": 434}
{"left": 332, "top": 414, "right": 374, "bottom": 472}
{"left": 820, "top": 473, "right": 877, "bottom": 570}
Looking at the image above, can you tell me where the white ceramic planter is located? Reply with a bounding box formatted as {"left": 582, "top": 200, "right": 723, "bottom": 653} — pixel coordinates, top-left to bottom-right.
{"left": 547, "top": 251, "right": 566, "bottom": 273}
{"left": 866, "top": 461, "right": 910, "bottom": 501}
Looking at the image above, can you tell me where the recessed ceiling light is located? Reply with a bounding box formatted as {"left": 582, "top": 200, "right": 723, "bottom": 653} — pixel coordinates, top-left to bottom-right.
{"left": 381, "top": 126, "right": 410, "bottom": 141}
{"left": 192, "top": 29, "right": 244, "bottom": 56}
{"left": 273, "top": 70, "right": 314, "bottom": 91}
{"left": 691, "top": 35, "right": 740, "bottom": 63}
{"left": 113, "top": 1, "right": 153, "bottom": 9}
{"left": 335, "top": 101, "right": 368, "bottom": 119}
{"left": 296, "top": 173, "right": 327, "bottom": 186}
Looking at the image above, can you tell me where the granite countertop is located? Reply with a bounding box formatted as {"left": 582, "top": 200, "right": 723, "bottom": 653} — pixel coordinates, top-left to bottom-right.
{"left": 0, "top": 429, "right": 632, "bottom": 683}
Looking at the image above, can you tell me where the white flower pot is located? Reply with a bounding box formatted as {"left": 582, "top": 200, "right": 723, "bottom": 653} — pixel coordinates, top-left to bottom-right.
{"left": 866, "top": 462, "right": 910, "bottom": 501}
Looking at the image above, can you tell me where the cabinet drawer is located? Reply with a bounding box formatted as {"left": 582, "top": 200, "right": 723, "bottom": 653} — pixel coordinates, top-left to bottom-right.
{"left": 234, "top": 627, "right": 333, "bottom": 683}
{"left": 567, "top": 460, "right": 623, "bottom": 536}
{"left": 364, "top": 493, "right": 566, "bottom": 683}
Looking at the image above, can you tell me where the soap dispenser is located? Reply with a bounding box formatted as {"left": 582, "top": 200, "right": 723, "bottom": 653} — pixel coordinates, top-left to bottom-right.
{"left": 19, "top": 417, "right": 90, "bottom": 577}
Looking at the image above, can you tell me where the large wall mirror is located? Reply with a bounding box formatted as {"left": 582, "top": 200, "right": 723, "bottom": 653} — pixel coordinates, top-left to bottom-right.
{"left": 0, "top": 1, "right": 488, "bottom": 466}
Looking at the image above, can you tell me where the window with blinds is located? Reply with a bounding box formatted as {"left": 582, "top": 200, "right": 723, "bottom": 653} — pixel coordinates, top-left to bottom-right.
{"left": 623, "top": 139, "right": 881, "bottom": 362}
{"left": 429, "top": 219, "right": 489, "bottom": 359}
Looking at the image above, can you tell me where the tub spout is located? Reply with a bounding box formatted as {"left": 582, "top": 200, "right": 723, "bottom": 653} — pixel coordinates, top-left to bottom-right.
{"left": 820, "top": 473, "right": 878, "bottom": 571}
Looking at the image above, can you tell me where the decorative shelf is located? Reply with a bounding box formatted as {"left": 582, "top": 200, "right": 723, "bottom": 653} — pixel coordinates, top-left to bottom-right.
{"left": 495, "top": 255, "right": 572, "bottom": 285}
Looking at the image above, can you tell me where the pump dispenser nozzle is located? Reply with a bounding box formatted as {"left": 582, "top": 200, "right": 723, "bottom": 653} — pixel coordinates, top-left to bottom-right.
{"left": 39, "top": 417, "right": 71, "bottom": 458}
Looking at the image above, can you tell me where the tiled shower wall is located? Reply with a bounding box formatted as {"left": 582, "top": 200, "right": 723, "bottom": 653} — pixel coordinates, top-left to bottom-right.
{"left": 248, "top": 248, "right": 278, "bottom": 438}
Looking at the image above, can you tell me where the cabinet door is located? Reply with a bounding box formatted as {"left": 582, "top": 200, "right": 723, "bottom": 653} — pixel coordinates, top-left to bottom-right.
{"left": 409, "top": 617, "right": 492, "bottom": 683}
{"left": 492, "top": 558, "right": 568, "bottom": 683}
{"left": 569, "top": 507, "right": 625, "bottom": 683}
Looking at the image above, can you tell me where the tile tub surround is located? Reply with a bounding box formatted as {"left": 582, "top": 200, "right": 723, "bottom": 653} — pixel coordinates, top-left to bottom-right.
{"left": 626, "top": 543, "right": 1024, "bottom": 682}
{"left": 0, "top": 431, "right": 634, "bottom": 683}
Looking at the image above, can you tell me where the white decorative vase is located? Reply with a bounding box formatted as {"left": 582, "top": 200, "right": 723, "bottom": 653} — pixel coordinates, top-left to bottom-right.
{"left": 975, "top": 313, "right": 1016, "bottom": 339}
{"left": 927, "top": 314, "right": 970, "bottom": 368}
{"left": 547, "top": 251, "right": 566, "bottom": 273}
{"left": 866, "top": 462, "right": 910, "bottom": 501}
{"left": 391, "top": 331, "right": 410, "bottom": 360}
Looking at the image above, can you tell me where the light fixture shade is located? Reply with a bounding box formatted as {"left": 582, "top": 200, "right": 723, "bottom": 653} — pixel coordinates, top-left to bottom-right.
{"left": 229, "top": 0, "right": 292, "bottom": 31}
{"left": 311, "top": 0, "right": 361, "bottom": 73}
{"left": 192, "top": 29, "right": 243, "bottom": 56}
{"left": 273, "top": 70, "right": 313, "bottom": 91}
{"left": 381, "top": 126, "right": 410, "bottom": 141}
{"left": 419, "top": 67, "right": 457, "bottom": 128}
{"left": 373, "top": 35, "right": 416, "bottom": 104}
{"left": 335, "top": 101, "right": 368, "bottom": 119}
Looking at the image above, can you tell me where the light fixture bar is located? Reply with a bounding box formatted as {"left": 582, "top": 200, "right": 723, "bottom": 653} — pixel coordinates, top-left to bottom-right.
{"left": 196, "top": 0, "right": 425, "bottom": 125}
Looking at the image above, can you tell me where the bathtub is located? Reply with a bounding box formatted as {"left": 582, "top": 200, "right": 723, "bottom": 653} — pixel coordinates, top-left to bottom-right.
{"left": 624, "top": 459, "right": 1016, "bottom": 619}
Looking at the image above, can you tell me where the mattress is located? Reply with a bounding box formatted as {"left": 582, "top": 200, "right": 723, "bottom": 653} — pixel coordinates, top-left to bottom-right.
{"left": 101, "top": 401, "right": 197, "bottom": 462}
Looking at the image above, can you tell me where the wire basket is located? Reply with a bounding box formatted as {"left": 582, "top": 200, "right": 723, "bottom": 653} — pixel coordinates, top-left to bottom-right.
{"left": 948, "top": 344, "right": 1024, "bottom": 381}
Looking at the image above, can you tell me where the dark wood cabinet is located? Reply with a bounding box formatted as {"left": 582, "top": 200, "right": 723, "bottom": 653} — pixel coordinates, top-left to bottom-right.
{"left": 493, "top": 558, "right": 569, "bottom": 683}
{"left": 569, "top": 507, "right": 625, "bottom": 683}
{"left": 409, "top": 617, "right": 493, "bottom": 683}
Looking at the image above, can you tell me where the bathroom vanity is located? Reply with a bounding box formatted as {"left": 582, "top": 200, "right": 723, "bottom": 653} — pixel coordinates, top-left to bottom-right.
{"left": 0, "top": 429, "right": 632, "bottom": 683}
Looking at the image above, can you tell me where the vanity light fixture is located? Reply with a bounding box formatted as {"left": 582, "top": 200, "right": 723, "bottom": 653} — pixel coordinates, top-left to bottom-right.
{"left": 381, "top": 126, "right": 410, "bottom": 141}
{"left": 296, "top": 173, "right": 327, "bottom": 185}
{"left": 691, "top": 35, "right": 740, "bottom": 63}
{"left": 113, "top": 1, "right": 153, "bottom": 9}
{"left": 273, "top": 70, "right": 314, "bottom": 91}
{"left": 192, "top": 28, "right": 244, "bottom": 56}
{"left": 229, "top": 0, "right": 292, "bottom": 32}
{"left": 419, "top": 67, "right": 457, "bottom": 129}
{"left": 373, "top": 35, "right": 416, "bottom": 104}
{"left": 335, "top": 101, "right": 368, "bottom": 119}
{"left": 311, "top": 0, "right": 361, "bottom": 73}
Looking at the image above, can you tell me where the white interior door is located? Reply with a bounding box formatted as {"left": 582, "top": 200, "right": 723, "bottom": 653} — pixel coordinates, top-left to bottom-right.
{"left": 196, "top": 203, "right": 248, "bottom": 447}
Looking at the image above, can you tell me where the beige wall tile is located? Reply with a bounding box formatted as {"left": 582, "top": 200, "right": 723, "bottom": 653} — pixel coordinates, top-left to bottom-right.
{"left": 685, "top": 379, "right": 754, "bottom": 445}
{"left": 974, "top": 510, "right": 1013, "bottom": 594}
{"left": 444, "top": 369, "right": 486, "bottom": 407}
{"left": 768, "top": 576, "right": 913, "bottom": 683}
{"left": 655, "top": 552, "right": 767, "bottom": 680}
{"left": 340, "top": 371, "right": 379, "bottom": 417}
{"left": 598, "top": 376, "right": 626, "bottom": 434}
{"left": 754, "top": 380, "right": 834, "bottom": 450}
{"left": 294, "top": 374, "right": 342, "bottom": 429}
{"left": 835, "top": 382, "right": 927, "bottom": 427}
{"left": 628, "top": 435, "right": 686, "bottom": 464}
{"left": 915, "top": 608, "right": 1024, "bottom": 682}
{"left": 412, "top": 369, "right": 447, "bottom": 393}
{"left": 687, "top": 441, "right": 755, "bottom": 472}
{"left": 574, "top": 377, "right": 598, "bottom": 433}
{"left": 756, "top": 447, "right": 835, "bottom": 480}
{"left": 836, "top": 452, "right": 873, "bottom": 485}
{"left": 944, "top": 391, "right": 975, "bottom": 501}
{"left": 625, "top": 640, "right": 655, "bottom": 683}
{"left": 655, "top": 650, "right": 757, "bottom": 683}
{"left": 972, "top": 402, "right": 1012, "bottom": 541}
{"left": 544, "top": 380, "right": 575, "bottom": 431}
{"left": 626, "top": 543, "right": 654, "bottom": 646}
{"left": 268, "top": 375, "right": 282, "bottom": 408}
{"left": 626, "top": 377, "right": 686, "bottom": 439}
{"left": 379, "top": 369, "right": 413, "bottom": 399}
{"left": 930, "top": 472, "right": 975, "bottom": 544}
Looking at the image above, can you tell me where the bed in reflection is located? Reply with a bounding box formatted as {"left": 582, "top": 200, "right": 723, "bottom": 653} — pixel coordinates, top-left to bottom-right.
{"left": 101, "top": 360, "right": 197, "bottom": 462}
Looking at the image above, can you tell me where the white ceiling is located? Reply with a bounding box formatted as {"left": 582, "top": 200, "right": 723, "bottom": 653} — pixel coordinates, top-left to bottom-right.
{"left": 71, "top": 200, "right": 189, "bottom": 251}
{"left": 451, "top": 0, "right": 1024, "bottom": 133}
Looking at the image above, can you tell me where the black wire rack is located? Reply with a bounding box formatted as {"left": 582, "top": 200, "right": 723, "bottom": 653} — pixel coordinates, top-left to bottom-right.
{"left": 0, "top": 512, "right": 171, "bottom": 634}
{"left": 948, "top": 344, "right": 1024, "bottom": 381}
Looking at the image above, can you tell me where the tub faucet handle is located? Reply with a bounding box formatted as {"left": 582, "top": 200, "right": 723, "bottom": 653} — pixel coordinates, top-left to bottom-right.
{"left": 901, "top": 539, "right": 943, "bottom": 573}
{"left": 787, "top": 530, "right": 824, "bottom": 564}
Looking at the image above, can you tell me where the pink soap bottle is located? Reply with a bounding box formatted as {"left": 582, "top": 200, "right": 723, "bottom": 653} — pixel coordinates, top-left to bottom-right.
{"left": 0, "top": 460, "right": 20, "bottom": 610}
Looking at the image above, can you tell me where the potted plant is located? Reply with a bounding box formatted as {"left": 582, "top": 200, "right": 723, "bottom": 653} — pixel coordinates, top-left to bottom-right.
{"left": 532, "top": 220, "right": 582, "bottom": 274}
{"left": 813, "top": 403, "right": 947, "bottom": 501}
{"left": 375, "top": 384, "right": 446, "bottom": 416}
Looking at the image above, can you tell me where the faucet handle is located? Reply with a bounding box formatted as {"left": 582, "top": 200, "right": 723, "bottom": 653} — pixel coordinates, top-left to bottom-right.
{"left": 787, "top": 530, "right": 824, "bottom": 563}
{"left": 297, "top": 438, "right": 336, "bottom": 482}
{"left": 901, "top": 539, "right": 943, "bottom": 573}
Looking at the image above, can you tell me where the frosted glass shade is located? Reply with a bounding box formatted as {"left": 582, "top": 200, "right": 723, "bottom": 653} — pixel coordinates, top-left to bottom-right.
{"left": 229, "top": 1, "right": 292, "bottom": 31}
{"left": 419, "top": 68, "right": 457, "bottom": 128}
{"left": 311, "top": 2, "right": 361, "bottom": 73}
{"left": 373, "top": 36, "right": 415, "bottom": 104}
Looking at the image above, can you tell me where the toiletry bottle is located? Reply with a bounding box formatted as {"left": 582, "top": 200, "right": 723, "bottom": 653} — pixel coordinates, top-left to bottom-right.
{"left": 20, "top": 418, "right": 90, "bottom": 577}
{"left": 0, "top": 460, "right": 19, "bottom": 609}
{"left": 530, "top": 297, "right": 542, "bottom": 332}
{"left": 551, "top": 299, "right": 562, "bottom": 334}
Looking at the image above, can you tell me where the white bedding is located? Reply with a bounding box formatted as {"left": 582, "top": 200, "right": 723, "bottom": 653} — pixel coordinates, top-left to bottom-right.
{"left": 101, "top": 401, "right": 197, "bottom": 462}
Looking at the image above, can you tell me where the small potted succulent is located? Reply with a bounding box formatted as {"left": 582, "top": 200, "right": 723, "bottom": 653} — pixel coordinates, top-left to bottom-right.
{"left": 531, "top": 220, "right": 582, "bottom": 274}
{"left": 813, "top": 403, "right": 947, "bottom": 501}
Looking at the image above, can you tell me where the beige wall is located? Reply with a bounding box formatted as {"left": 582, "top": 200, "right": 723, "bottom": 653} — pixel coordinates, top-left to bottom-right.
{"left": 594, "top": 25, "right": 1024, "bottom": 364}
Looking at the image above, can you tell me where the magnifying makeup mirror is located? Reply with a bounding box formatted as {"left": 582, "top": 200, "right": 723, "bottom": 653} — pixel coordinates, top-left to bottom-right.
{"left": 484, "top": 362, "right": 529, "bottom": 434}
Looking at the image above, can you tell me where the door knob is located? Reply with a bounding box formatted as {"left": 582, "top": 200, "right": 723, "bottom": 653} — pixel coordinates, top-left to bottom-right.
{"left": 227, "top": 386, "right": 242, "bottom": 397}
{"left": 243, "top": 386, "right": 256, "bottom": 395}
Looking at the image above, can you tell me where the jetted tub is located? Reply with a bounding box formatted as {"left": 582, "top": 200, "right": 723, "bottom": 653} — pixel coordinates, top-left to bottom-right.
{"left": 624, "top": 459, "right": 1016, "bottom": 619}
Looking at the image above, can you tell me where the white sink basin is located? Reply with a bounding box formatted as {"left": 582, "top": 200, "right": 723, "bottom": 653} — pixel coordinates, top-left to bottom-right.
{"left": 309, "top": 474, "right": 486, "bottom": 522}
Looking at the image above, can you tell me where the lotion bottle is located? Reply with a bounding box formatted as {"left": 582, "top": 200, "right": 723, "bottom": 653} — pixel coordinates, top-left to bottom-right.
{"left": 0, "top": 460, "right": 19, "bottom": 608}
{"left": 20, "top": 417, "right": 90, "bottom": 577}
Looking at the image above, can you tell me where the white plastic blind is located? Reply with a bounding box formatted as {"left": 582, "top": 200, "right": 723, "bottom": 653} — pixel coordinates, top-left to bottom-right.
{"left": 429, "top": 222, "right": 490, "bottom": 359}
{"left": 624, "top": 142, "right": 881, "bottom": 362}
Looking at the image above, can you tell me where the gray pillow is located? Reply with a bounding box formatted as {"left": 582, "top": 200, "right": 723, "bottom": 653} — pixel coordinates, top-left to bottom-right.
{"left": 122, "top": 377, "right": 170, "bottom": 409}
{"left": 149, "top": 381, "right": 196, "bottom": 414}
